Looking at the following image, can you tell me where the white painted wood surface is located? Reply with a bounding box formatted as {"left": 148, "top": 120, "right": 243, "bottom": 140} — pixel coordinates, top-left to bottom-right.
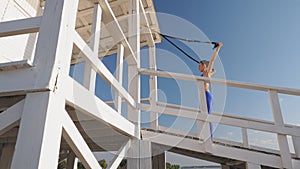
{"left": 83, "top": 4, "right": 101, "bottom": 93}
{"left": 142, "top": 130, "right": 283, "bottom": 168}
{"left": 11, "top": 92, "right": 63, "bottom": 169}
{"left": 107, "top": 140, "right": 131, "bottom": 169}
{"left": 115, "top": 44, "right": 125, "bottom": 113}
{"left": 269, "top": 90, "right": 293, "bottom": 169}
{"left": 149, "top": 45, "right": 158, "bottom": 129}
{"left": 62, "top": 110, "right": 101, "bottom": 169}
{"left": 246, "top": 162, "right": 261, "bottom": 169}
{"left": 0, "top": 100, "right": 24, "bottom": 135}
{"left": 73, "top": 31, "right": 136, "bottom": 108}
{"left": 64, "top": 77, "right": 136, "bottom": 138}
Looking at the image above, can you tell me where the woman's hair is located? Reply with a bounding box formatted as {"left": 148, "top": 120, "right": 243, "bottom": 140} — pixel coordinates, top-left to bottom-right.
{"left": 200, "top": 60, "right": 209, "bottom": 67}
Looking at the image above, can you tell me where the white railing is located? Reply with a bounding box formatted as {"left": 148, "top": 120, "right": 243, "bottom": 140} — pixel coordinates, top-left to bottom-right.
{"left": 139, "top": 68, "right": 300, "bottom": 168}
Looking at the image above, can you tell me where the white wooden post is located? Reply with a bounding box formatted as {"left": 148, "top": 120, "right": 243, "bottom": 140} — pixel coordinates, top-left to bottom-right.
{"left": 149, "top": 45, "right": 158, "bottom": 129}
{"left": 127, "top": 0, "right": 140, "bottom": 138}
{"left": 83, "top": 4, "right": 102, "bottom": 93}
{"left": 11, "top": 92, "right": 64, "bottom": 169}
{"left": 242, "top": 128, "right": 249, "bottom": 148}
{"left": 139, "top": 140, "right": 152, "bottom": 169}
{"left": 198, "top": 80, "right": 212, "bottom": 153}
{"left": 127, "top": 0, "right": 141, "bottom": 168}
{"left": 246, "top": 162, "right": 261, "bottom": 169}
{"left": 0, "top": 143, "right": 15, "bottom": 168}
{"left": 292, "top": 136, "right": 300, "bottom": 158}
{"left": 115, "top": 44, "right": 124, "bottom": 113}
{"left": 32, "top": 0, "right": 78, "bottom": 88}
{"left": 269, "top": 90, "right": 293, "bottom": 169}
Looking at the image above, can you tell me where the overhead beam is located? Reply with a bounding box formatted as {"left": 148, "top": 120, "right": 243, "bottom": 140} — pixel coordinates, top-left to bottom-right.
{"left": 98, "top": 0, "right": 137, "bottom": 64}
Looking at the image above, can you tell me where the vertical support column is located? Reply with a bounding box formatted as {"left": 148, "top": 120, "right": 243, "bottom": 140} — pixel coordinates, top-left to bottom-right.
{"left": 127, "top": 0, "right": 140, "bottom": 138}
{"left": 152, "top": 144, "right": 166, "bottom": 169}
{"left": 127, "top": 0, "right": 140, "bottom": 168}
{"left": 269, "top": 90, "right": 292, "bottom": 169}
{"left": 83, "top": 3, "right": 102, "bottom": 93}
{"left": 242, "top": 128, "right": 249, "bottom": 148}
{"left": 0, "top": 143, "right": 15, "bottom": 169}
{"left": 198, "top": 81, "right": 212, "bottom": 153}
{"left": 128, "top": 140, "right": 152, "bottom": 169}
{"left": 66, "top": 151, "right": 78, "bottom": 169}
{"left": 33, "top": 0, "right": 78, "bottom": 88}
{"left": 11, "top": 92, "right": 64, "bottom": 169}
{"left": 149, "top": 45, "right": 158, "bottom": 129}
{"left": 292, "top": 136, "right": 300, "bottom": 158}
{"left": 115, "top": 44, "right": 124, "bottom": 113}
{"left": 246, "top": 162, "right": 261, "bottom": 169}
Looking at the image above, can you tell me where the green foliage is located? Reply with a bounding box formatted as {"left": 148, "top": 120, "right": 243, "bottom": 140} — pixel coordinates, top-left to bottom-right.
{"left": 166, "top": 162, "right": 180, "bottom": 169}
{"left": 77, "top": 162, "right": 85, "bottom": 169}
{"left": 99, "top": 159, "right": 107, "bottom": 169}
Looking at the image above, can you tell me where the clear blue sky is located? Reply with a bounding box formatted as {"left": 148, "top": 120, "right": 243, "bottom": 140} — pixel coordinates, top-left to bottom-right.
{"left": 148, "top": 0, "right": 300, "bottom": 164}
{"left": 71, "top": 0, "right": 300, "bottom": 163}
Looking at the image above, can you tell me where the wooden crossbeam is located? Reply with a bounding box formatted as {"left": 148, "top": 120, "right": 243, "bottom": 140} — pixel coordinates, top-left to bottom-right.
{"left": 62, "top": 110, "right": 101, "bottom": 169}
{"left": 0, "top": 100, "right": 24, "bottom": 135}
{"left": 0, "top": 16, "right": 41, "bottom": 37}
{"left": 64, "top": 77, "right": 137, "bottom": 138}
{"left": 73, "top": 31, "right": 136, "bottom": 108}
{"left": 107, "top": 140, "right": 131, "bottom": 169}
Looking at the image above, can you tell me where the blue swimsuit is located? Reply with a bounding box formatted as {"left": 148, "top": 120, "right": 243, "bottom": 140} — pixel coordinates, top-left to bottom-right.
{"left": 201, "top": 74, "right": 214, "bottom": 138}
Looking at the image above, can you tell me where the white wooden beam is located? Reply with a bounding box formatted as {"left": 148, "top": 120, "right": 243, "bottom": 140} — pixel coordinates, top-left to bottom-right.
{"left": 0, "top": 16, "right": 41, "bottom": 37}
{"left": 115, "top": 44, "right": 125, "bottom": 113}
{"left": 0, "top": 100, "right": 24, "bottom": 135}
{"left": 62, "top": 110, "right": 101, "bottom": 169}
{"left": 246, "top": 162, "right": 261, "bottom": 169}
{"left": 83, "top": 3, "right": 102, "bottom": 93}
{"left": 139, "top": 69, "right": 300, "bottom": 96}
{"left": 127, "top": 0, "right": 141, "bottom": 139}
{"left": 241, "top": 128, "right": 249, "bottom": 148}
{"left": 142, "top": 130, "right": 282, "bottom": 168}
{"left": 11, "top": 92, "right": 63, "bottom": 169}
{"left": 269, "top": 90, "right": 293, "bottom": 169}
{"left": 107, "top": 140, "right": 131, "bottom": 169}
{"left": 292, "top": 136, "right": 300, "bottom": 158}
{"left": 149, "top": 46, "right": 158, "bottom": 129}
{"left": 0, "top": 59, "right": 32, "bottom": 71}
{"left": 73, "top": 32, "right": 136, "bottom": 108}
{"left": 98, "top": 0, "right": 137, "bottom": 65}
{"left": 33, "top": 0, "right": 78, "bottom": 89}
{"left": 64, "top": 77, "right": 137, "bottom": 138}
{"left": 139, "top": 0, "right": 155, "bottom": 46}
{"left": 138, "top": 103, "right": 300, "bottom": 137}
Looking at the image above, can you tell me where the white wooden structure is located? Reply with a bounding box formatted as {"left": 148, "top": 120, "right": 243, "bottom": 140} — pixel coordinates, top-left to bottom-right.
{"left": 0, "top": 0, "right": 300, "bottom": 169}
